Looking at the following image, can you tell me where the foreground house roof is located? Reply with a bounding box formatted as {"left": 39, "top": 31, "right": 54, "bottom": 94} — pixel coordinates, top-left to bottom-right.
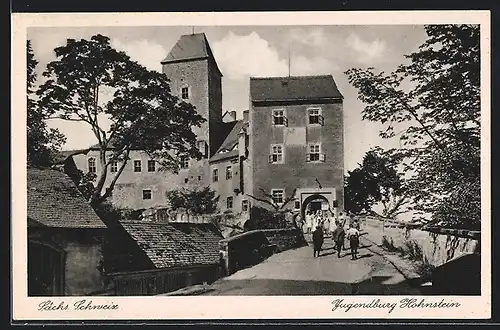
{"left": 27, "top": 167, "right": 106, "bottom": 229}
{"left": 161, "top": 33, "right": 222, "bottom": 76}
{"left": 118, "top": 221, "right": 223, "bottom": 269}
{"left": 250, "top": 75, "right": 343, "bottom": 103}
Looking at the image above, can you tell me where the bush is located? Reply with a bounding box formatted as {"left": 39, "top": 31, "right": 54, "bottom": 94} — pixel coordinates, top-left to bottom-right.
{"left": 246, "top": 206, "right": 292, "bottom": 230}
{"left": 165, "top": 186, "right": 219, "bottom": 215}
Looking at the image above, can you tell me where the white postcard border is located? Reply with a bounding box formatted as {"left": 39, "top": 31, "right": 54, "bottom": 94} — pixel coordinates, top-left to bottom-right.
{"left": 11, "top": 10, "right": 491, "bottom": 320}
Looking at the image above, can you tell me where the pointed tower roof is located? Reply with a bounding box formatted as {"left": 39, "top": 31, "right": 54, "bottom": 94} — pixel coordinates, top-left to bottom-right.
{"left": 161, "top": 33, "right": 222, "bottom": 76}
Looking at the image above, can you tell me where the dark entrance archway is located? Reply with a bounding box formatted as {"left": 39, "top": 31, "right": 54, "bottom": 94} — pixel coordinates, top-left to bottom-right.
{"left": 28, "top": 241, "right": 65, "bottom": 296}
{"left": 300, "top": 194, "right": 330, "bottom": 228}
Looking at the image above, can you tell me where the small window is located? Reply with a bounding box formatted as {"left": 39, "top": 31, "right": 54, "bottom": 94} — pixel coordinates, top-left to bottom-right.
{"left": 310, "top": 144, "right": 321, "bottom": 161}
{"left": 110, "top": 161, "right": 118, "bottom": 173}
{"left": 212, "top": 168, "right": 218, "bottom": 182}
{"left": 308, "top": 107, "right": 324, "bottom": 125}
{"left": 134, "top": 160, "right": 142, "bottom": 172}
{"left": 142, "top": 189, "right": 152, "bottom": 200}
{"left": 180, "top": 155, "right": 189, "bottom": 169}
{"left": 272, "top": 109, "right": 287, "bottom": 126}
{"left": 147, "top": 160, "right": 156, "bottom": 172}
{"left": 271, "top": 189, "right": 284, "bottom": 205}
{"left": 226, "top": 166, "right": 232, "bottom": 180}
{"left": 294, "top": 200, "right": 301, "bottom": 210}
{"left": 88, "top": 158, "right": 96, "bottom": 173}
{"left": 306, "top": 144, "right": 326, "bottom": 163}
{"left": 227, "top": 196, "right": 233, "bottom": 209}
{"left": 198, "top": 140, "right": 207, "bottom": 157}
{"left": 181, "top": 86, "right": 189, "bottom": 99}
{"left": 242, "top": 200, "right": 249, "bottom": 212}
{"left": 268, "top": 144, "right": 284, "bottom": 164}
{"left": 184, "top": 178, "right": 188, "bottom": 184}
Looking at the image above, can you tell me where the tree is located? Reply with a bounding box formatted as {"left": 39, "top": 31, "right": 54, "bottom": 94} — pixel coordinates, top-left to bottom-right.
{"left": 345, "top": 25, "right": 480, "bottom": 229}
{"left": 165, "top": 186, "right": 220, "bottom": 215}
{"left": 37, "top": 35, "right": 205, "bottom": 206}
{"left": 247, "top": 188, "right": 297, "bottom": 212}
{"left": 246, "top": 188, "right": 299, "bottom": 229}
{"left": 344, "top": 147, "right": 410, "bottom": 218}
{"left": 27, "top": 40, "right": 66, "bottom": 167}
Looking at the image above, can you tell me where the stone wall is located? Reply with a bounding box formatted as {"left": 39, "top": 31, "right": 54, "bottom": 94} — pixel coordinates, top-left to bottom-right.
{"left": 29, "top": 228, "right": 106, "bottom": 296}
{"left": 362, "top": 216, "right": 480, "bottom": 267}
{"left": 260, "top": 228, "right": 308, "bottom": 252}
{"left": 219, "top": 227, "right": 307, "bottom": 274}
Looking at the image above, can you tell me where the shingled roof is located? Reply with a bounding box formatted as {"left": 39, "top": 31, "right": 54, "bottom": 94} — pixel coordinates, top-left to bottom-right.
{"left": 161, "top": 33, "right": 222, "bottom": 76}
{"left": 209, "top": 120, "right": 247, "bottom": 163}
{"left": 27, "top": 168, "right": 106, "bottom": 229}
{"left": 119, "top": 221, "right": 223, "bottom": 269}
{"left": 250, "top": 75, "right": 343, "bottom": 103}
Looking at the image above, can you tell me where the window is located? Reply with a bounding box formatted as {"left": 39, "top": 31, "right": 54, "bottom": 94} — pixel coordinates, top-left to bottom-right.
{"left": 134, "top": 160, "right": 142, "bottom": 172}
{"left": 88, "top": 158, "right": 96, "bottom": 173}
{"left": 226, "top": 196, "right": 233, "bottom": 209}
{"left": 181, "top": 86, "right": 189, "bottom": 99}
{"left": 212, "top": 168, "right": 219, "bottom": 182}
{"left": 306, "top": 144, "right": 326, "bottom": 162}
{"left": 110, "top": 161, "right": 118, "bottom": 173}
{"left": 268, "top": 144, "right": 284, "bottom": 164}
{"left": 272, "top": 109, "right": 287, "bottom": 126}
{"left": 226, "top": 166, "right": 232, "bottom": 180}
{"left": 142, "top": 189, "right": 152, "bottom": 200}
{"left": 308, "top": 107, "right": 324, "bottom": 125}
{"left": 198, "top": 140, "right": 207, "bottom": 157}
{"left": 294, "top": 200, "right": 301, "bottom": 210}
{"left": 242, "top": 200, "right": 249, "bottom": 212}
{"left": 271, "top": 189, "right": 284, "bottom": 205}
{"left": 180, "top": 155, "right": 189, "bottom": 169}
{"left": 147, "top": 160, "right": 156, "bottom": 172}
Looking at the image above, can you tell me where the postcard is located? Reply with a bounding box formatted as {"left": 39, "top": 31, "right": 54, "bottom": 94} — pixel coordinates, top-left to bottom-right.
{"left": 12, "top": 10, "right": 491, "bottom": 321}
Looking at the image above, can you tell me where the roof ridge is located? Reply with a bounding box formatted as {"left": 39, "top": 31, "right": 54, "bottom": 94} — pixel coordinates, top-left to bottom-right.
{"left": 250, "top": 74, "right": 333, "bottom": 80}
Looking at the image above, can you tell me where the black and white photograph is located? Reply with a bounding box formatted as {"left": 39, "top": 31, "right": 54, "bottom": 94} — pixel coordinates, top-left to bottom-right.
{"left": 12, "top": 11, "right": 491, "bottom": 320}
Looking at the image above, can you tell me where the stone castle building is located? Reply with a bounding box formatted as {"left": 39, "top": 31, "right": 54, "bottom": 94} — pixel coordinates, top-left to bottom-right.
{"left": 70, "top": 32, "right": 344, "bottom": 223}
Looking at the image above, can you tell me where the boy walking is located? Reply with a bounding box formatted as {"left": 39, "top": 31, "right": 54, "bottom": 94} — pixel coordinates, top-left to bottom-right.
{"left": 312, "top": 226, "right": 324, "bottom": 258}
{"left": 331, "top": 222, "right": 346, "bottom": 258}
{"left": 346, "top": 224, "right": 360, "bottom": 260}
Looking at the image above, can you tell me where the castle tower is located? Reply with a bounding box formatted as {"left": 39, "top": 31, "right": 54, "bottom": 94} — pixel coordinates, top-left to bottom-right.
{"left": 161, "top": 33, "right": 224, "bottom": 157}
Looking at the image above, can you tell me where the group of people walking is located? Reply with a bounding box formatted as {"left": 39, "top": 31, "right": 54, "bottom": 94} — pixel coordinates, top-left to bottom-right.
{"left": 309, "top": 210, "right": 361, "bottom": 260}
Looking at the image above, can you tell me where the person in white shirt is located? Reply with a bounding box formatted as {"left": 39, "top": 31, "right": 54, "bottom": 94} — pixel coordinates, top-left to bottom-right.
{"left": 305, "top": 211, "right": 312, "bottom": 234}
{"left": 328, "top": 210, "right": 337, "bottom": 235}
{"left": 346, "top": 224, "right": 360, "bottom": 260}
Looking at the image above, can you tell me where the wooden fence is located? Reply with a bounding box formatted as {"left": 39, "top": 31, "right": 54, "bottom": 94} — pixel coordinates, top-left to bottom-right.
{"left": 108, "top": 265, "right": 221, "bottom": 296}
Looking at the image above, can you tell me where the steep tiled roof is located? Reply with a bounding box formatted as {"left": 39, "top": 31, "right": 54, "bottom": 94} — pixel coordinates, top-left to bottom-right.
{"left": 53, "top": 149, "right": 91, "bottom": 164}
{"left": 119, "top": 221, "right": 223, "bottom": 268}
{"left": 161, "top": 33, "right": 222, "bottom": 76}
{"left": 250, "top": 75, "right": 343, "bottom": 103}
{"left": 209, "top": 120, "right": 247, "bottom": 163}
{"left": 27, "top": 168, "right": 106, "bottom": 228}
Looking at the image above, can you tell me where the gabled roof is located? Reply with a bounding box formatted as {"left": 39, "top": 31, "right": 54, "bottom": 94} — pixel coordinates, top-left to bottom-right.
{"left": 250, "top": 75, "right": 343, "bottom": 103}
{"left": 27, "top": 168, "right": 106, "bottom": 229}
{"left": 161, "top": 33, "right": 222, "bottom": 76}
{"left": 119, "top": 221, "right": 223, "bottom": 269}
{"left": 209, "top": 120, "right": 248, "bottom": 163}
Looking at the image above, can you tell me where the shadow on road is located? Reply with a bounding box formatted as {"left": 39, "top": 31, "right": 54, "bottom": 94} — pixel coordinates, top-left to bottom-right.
{"left": 203, "top": 275, "right": 426, "bottom": 296}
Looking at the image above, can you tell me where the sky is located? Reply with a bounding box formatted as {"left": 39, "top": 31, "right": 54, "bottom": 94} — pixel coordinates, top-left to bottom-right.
{"left": 27, "top": 25, "right": 428, "bottom": 172}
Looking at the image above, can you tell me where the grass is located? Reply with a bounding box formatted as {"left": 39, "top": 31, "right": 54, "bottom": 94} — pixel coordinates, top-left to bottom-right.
{"left": 381, "top": 236, "right": 435, "bottom": 278}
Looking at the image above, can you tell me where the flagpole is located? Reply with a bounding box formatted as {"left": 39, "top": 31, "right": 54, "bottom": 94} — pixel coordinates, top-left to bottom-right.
{"left": 288, "top": 44, "right": 291, "bottom": 77}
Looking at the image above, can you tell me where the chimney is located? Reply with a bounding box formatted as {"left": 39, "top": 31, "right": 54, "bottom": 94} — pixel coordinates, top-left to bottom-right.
{"left": 243, "top": 110, "right": 249, "bottom": 122}
{"left": 223, "top": 111, "right": 237, "bottom": 123}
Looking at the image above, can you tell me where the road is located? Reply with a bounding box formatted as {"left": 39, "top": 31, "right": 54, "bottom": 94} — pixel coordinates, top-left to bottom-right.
{"left": 202, "top": 235, "right": 423, "bottom": 295}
